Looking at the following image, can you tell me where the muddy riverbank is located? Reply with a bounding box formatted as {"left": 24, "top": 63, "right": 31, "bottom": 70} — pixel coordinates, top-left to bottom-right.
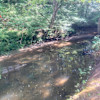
{"left": 0, "top": 33, "right": 96, "bottom": 62}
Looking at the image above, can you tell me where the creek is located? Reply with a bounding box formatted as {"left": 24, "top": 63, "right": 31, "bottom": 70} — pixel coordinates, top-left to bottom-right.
{"left": 0, "top": 41, "right": 94, "bottom": 100}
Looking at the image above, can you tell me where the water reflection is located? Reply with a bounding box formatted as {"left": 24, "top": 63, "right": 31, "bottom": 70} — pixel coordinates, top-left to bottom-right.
{"left": 1, "top": 92, "right": 20, "bottom": 100}
{"left": 54, "top": 76, "right": 69, "bottom": 86}
{"left": 0, "top": 44, "right": 94, "bottom": 100}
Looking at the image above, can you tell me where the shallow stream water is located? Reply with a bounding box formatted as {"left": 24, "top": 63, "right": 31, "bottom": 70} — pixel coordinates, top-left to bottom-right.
{"left": 0, "top": 42, "right": 94, "bottom": 100}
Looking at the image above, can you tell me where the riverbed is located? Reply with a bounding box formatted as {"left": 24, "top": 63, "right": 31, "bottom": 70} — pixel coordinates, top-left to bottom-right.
{"left": 0, "top": 42, "right": 94, "bottom": 100}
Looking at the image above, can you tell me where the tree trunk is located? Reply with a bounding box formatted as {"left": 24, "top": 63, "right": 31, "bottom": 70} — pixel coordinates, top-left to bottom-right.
{"left": 49, "top": 0, "right": 60, "bottom": 28}
{"left": 98, "top": 18, "right": 100, "bottom": 34}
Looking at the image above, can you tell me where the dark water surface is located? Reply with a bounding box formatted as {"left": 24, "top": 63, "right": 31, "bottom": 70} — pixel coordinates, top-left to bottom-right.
{"left": 0, "top": 43, "right": 94, "bottom": 100}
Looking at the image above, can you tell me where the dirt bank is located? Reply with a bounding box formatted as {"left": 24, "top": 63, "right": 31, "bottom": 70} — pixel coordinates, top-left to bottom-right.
{"left": 0, "top": 41, "right": 73, "bottom": 62}
{"left": 0, "top": 34, "right": 96, "bottom": 62}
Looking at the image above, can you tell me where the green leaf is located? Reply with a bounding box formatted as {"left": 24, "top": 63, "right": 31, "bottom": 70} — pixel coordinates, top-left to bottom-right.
{"left": 82, "top": 80, "right": 86, "bottom": 84}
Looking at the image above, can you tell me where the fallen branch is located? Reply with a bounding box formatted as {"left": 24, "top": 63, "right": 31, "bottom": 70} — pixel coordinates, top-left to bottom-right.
{"left": 65, "top": 34, "right": 96, "bottom": 42}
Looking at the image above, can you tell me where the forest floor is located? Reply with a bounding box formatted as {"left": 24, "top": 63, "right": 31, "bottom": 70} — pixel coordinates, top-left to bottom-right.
{"left": 70, "top": 52, "right": 100, "bottom": 100}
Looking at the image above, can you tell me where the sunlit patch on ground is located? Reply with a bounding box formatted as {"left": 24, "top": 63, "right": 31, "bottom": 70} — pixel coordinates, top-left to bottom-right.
{"left": 19, "top": 47, "right": 33, "bottom": 52}
{"left": 36, "top": 49, "right": 43, "bottom": 52}
{"left": 0, "top": 92, "right": 20, "bottom": 100}
{"left": 18, "top": 41, "right": 58, "bottom": 53}
{"left": 0, "top": 56, "right": 9, "bottom": 62}
{"left": 54, "top": 76, "right": 69, "bottom": 86}
{"left": 71, "top": 82, "right": 100, "bottom": 100}
{"left": 53, "top": 42, "right": 72, "bottom": 48}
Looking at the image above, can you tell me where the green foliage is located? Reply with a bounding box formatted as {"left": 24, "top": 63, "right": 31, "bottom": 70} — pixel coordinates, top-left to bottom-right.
{"left": 0, "top": 0, "right": 100, "bottom": 54}
{"left": 92, "top": 36, "right": 100, "bottom": 50}
{"left": 53, "top": 0, "right": 100, "bottom": 37}
{"left": 0, "top": 0, "right": 26, "bottom": 3}
{"left": 0, "top": 3, "right": 49, "bottom": 54}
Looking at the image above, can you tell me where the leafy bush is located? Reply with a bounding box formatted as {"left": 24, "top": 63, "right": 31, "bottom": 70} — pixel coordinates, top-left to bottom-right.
{"left": 0, "top": 1, "right": 100, "bottom": 54}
